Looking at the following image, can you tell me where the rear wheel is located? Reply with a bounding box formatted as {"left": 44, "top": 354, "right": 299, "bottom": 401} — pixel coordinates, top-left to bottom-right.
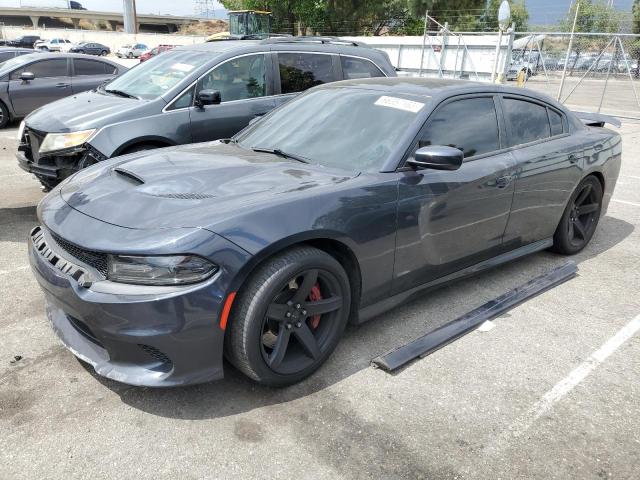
{"left": 0, "top": 101, "right": 10, "bottom": 129}
{"left": 101, "top": 50, "right": 108, "bottom": 56}
{"left": 225, "top": 246, "right": 351, "bottom": 387}
{"left": 551, "top": 175, "right": 603, "bottom": 254}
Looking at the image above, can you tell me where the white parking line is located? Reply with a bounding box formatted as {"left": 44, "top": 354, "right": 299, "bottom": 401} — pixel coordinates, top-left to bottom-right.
{"left": 0, "top": 265, "right": 29, "bottom": 275}
{"left": 0, "top": 173, "right": 28, "bottom": 179}
{"left": 612, "top": 199, "right": 640, "bottom": 207}
{"left": 486, "top": 314, "right": 640, "bottom": 453}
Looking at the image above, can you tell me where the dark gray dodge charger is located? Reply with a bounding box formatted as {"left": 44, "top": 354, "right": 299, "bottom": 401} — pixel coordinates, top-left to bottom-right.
{"left": 29, "top": 78, "right": 622, "bottom": 387}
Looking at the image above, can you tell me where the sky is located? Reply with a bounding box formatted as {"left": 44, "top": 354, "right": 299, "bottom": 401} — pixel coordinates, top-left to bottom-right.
{"left": 9, "top": 1, "right": 635, "bottom": 25}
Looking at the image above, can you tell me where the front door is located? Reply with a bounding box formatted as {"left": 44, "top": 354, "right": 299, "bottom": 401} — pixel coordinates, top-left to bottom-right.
{"left": 188, "top": 53, "right": 275, "bottom": 142}
{"left": 393, "top": 95, "right": 518, "bottom": 294}
{"left": 9, "top": 58, "right": 71, "bottom": 117}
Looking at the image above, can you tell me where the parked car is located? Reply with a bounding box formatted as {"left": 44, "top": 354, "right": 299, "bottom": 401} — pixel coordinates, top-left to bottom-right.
{"left": 27, "top": 78, "right": 621, "bottom": 387}
{"left": 37, "top": 38, "right": 73, "bottom": 53}
{"left": 17, "top": 38, "right": 395, "bottom": 189}
{"left": 0, "top": 53, "right": 124, "bottom": 130}
{"left": 69, "top": 42, "right": 110, "bottom": 56}
{"left": 139, "top": 44, "right": 176, "bottom": 62}
{"left": 0, "top": 47, "right": 35, "bottom": 64}
{"left": 507, "top": 49, "right": 541, "bottom": 80}
{"left": 5, "top": 35, "right": 41, "bottom": 48}
{"left": 116, "top": 43, "right": 148, "bottom": 58}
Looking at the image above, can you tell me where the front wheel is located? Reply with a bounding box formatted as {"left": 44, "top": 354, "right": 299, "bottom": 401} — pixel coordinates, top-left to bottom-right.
{"left": 551, "top": 175, "right": 603, "bottom": 255}
{"left": 101, "top": 50, "right": 108, "bottom": 56}
{"left": 0, "top": 101, "right": 10, "bottom": 129}
{"left": 225, "top": 246, "right": 351, "bottom": 387}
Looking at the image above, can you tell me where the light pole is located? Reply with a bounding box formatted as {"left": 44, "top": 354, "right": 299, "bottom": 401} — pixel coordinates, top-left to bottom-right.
{"left": 491, "top": 0, "right": 511, "bottom": 83}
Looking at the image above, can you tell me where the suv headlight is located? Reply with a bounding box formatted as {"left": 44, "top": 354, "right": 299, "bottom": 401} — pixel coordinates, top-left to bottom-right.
{"left": 39, "top": 129, "right": 96, "bottom": 154}
{"left": 107, "top": 255, "right": 218, "bottom": 286}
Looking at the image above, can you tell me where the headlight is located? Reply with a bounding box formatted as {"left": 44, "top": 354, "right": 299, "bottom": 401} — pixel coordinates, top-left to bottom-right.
{"left": 107, "top": 254, "right": 218, "bottom": 286}
{"left": 17, "top": 120, "right": 25, "bottom": 141}
{"left": 39, "top": 129, "right": 96, "bottom": 154}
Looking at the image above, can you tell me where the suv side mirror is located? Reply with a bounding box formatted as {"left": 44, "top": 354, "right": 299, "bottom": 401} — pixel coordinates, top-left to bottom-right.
{"left": 195, "top": 89, "right": 221, "bottom": 108}
{"left": 407, "top": 145, "right": 463, "bottom": 171}
{"left": 20, "top": 71, "right": 35, "bottom": 82}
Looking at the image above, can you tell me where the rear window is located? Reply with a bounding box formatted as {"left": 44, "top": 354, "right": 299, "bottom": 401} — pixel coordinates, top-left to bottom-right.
{"left": 503, "top": 98, "right": 551, "bottom": 145}
{"left": 549, "top": 109, "right": 564, "bottom": 136}
{"left": 74, "top": 59, "right": 108, "bottom": 76}
{"left": 278, "top": 52, "right": 337, "bottom": 94}
{"left": 341, "top": 56, "right": 384, "bottom": 79}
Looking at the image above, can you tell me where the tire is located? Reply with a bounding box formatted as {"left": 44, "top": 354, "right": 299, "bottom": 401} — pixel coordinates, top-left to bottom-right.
{"left": 551, "top": 175, "right": 603, "bottom": 255}
{"left": 77, "top": 50, "right": 84, "bottom": 54}
{"left": 0, "top": 101, "right": 10, "bottom": 129}
{"left": 225, "top": 246, "right": 351, "bottom": 387}
{"left": 127, "top": 52, "right": 133, "bottom": 59}
{"left": 101, "top": 50, "right": 108, "bottom": 56}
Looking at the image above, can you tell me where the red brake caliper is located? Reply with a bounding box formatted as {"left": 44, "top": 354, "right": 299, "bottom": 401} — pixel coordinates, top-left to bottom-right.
{"left": 307, "top": 283, "right": 322, "bottom": 329}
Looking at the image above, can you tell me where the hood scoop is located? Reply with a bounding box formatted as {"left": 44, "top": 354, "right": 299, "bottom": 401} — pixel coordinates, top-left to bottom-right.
{"left": 113, "top": 166, "right": 145, "bottom": 185}
{"left": 147, "top": 192, "right": 216, "bottom": 200}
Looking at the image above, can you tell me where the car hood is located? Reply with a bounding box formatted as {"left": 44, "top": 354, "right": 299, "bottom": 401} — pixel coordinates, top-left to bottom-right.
{"left": 25, "top": 90, "right": 145, "bottom": 132}
{"left": 59, "top": 142, "right": 356, "bottom": 230}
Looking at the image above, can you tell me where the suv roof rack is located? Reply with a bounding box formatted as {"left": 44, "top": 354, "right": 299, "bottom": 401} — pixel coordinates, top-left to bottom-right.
{"left": 261, "top": 36, "right": 367, "bottom": 47}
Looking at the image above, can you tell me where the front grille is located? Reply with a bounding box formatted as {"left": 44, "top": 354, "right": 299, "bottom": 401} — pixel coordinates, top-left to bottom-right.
{"left": 50, "top": 232, "right": 108, "bottom": 277}
{"left": 67, "top": 315, "right": 104, "bottom": 347}
{"left": 137, "top": 344, "right": 173, "bottom": 370}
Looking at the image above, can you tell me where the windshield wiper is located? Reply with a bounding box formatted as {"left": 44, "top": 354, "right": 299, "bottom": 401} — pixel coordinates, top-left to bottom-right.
{"left": 104, "top": 88, "right": 139, "bottom": 100}
{"left": 251, "top": 147, "right": 308, "bottom": 164}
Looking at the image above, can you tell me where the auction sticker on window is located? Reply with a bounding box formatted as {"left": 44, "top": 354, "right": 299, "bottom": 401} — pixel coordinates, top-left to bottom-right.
{"left": 171, "top": 63, "right": 195, "bottom": 72}
{"left": 374, "top": 96, "right": 425, "bottom": 113}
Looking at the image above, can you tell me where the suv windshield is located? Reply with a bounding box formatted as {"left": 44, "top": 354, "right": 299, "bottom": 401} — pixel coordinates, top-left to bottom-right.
{"left": 102, "top": 50, "right": 210, "bottom": 100}
{"left": 236, "top": 87, "right": 425, "bottom": 172}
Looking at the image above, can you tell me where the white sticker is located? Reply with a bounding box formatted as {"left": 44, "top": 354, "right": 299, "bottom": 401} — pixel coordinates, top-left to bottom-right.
{"left": 171, "top": 63, "right": 195, "bottom": 72}
{"left": 374, "top": 95, "right": 424, "bottom": 113}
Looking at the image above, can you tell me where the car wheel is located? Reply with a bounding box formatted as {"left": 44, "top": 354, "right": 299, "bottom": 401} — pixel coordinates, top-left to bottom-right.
{"left": 101, "top": 50, "right": 108, "bottom": 56}
{"left": 225, "top": 246, "right": 351, "bottom": 387}
{"left": 0, "top": 101, "right": 10, "bottom": 129}
{"left": 127, "top": 52, "right": 133, "bottom": 59}
{"left": 551, "top": 175, "right": 603, "bottom": 255}
{"left": 77, "top": 49, "right": 84, "bottom": 54}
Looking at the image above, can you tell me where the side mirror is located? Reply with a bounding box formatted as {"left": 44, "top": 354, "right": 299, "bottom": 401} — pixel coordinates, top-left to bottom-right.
{"left": 20, "top": 71, "right": 35, "bottom": 82}
{"left": 407, "top": 145, "right": 463, "bottom": 171}
{"left": 195, "top": 89, "right": 221, "bottom": 108}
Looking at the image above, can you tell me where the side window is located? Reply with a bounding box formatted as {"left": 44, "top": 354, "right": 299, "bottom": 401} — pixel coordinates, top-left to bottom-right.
{"left": 10, "top": 59, "right": 68, "bottom": 79}
{"left": 503, "top": 98, "right": 551, "bottom": 145}
{"left": 549, "top": 108, "right": 564, "bottom": 136}
{"left": 278, "top": 52, "right": 336, "bottom": 94}
{"left": 416, "top": 97, "right": 500, "bottom": 159}
{"left": 198, "top": 54, "right": 266, "bottom": 102}
{"left": 168, "top": 85, "right": 195, "bottom": 110}
{"left": 74, "top": 59, "right": 107, "bottom": 76}
{"left": 341, "top": 56, "right": 384, "bottom": 79}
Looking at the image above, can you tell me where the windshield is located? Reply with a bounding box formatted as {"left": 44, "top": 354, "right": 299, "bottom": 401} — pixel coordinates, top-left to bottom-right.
{"left": 102, "top": 50, "right": 210, "bottom": 100}
{"left": 236, "top": 87, "right": 425, "bottom": 172}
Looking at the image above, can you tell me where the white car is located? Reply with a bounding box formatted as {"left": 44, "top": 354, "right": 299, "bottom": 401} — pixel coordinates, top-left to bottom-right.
{"left": 37, "top": 38, "right": 73, "bottom": 52}
{"left": 115, "top": 43, "right": 148, "bottom": 58}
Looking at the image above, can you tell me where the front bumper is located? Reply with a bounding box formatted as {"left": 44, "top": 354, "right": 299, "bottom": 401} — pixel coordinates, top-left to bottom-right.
{"left": 17, "top": 126, "right": 107, "bottom": 183}
{"left": 28, "top": 224, "right": 242, "bottom": 387}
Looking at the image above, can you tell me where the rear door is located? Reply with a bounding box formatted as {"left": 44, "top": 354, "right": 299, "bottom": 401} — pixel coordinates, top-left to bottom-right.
{"left": 273, "top": 51, "right": 340, "bottom": 108}
{"left": 188, "top": 53, "right": 275, "bottom": 142}
{"left": 393, "top": 95, "right": 518, "bottom": 293}
{"left": 8, "top": 58, "right": 71, "bottom": 116}
{"left": 500, "top": 96, "right": 583, "bottom": 246}
{"left": 71, "top": 58, "right": 117, "bottom": 94}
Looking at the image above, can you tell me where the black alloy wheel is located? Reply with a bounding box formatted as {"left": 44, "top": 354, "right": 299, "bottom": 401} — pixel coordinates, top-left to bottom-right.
{"left": 552, "top": 175, "right": 603, "bottom": 254}
{"left": 226, "top": 246, "right": 351, "bottom": 386}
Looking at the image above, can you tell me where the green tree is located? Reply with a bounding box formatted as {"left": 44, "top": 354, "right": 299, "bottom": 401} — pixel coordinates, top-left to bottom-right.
{"left": 631, "top": 0, "right": 640, "bottom": 76}
{"left": 408, "top": 0, "right": 486, "bottom": 31}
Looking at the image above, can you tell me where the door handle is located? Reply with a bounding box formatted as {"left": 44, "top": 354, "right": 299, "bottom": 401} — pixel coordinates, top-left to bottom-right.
{"left": 55, "top": 83, "right": 70, "bottom": 88}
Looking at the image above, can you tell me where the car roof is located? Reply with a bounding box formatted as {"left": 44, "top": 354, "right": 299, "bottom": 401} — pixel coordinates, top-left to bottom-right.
{"left": 0, "top": 47, "right": 33, "bottom": 52}
{"left": 323, "top": 77, "right": 568, "bottom": 107}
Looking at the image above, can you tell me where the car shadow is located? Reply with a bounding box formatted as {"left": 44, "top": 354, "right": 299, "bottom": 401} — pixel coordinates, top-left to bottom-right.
{"left": 83, "top": 214, "right": 634, "bottom": 419}
{"left": 0, "top": 206, "right": 38, "bottom": 243}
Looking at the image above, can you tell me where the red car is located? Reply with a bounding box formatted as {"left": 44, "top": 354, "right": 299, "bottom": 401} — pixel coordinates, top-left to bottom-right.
{"left": 139, "top": 45, "right": 176, "bottom": 62}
